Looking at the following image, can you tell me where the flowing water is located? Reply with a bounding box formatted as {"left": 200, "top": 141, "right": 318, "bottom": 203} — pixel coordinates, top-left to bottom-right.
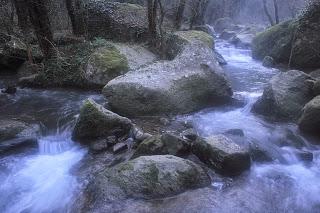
{"left": 0, "top": 40, "right": 319, "bottom": 212}
{"left": 179, "top": 41, "right": 320, "bottom": 212}
{"left": 0, "top": 87, "right": 103, "bottom": 212}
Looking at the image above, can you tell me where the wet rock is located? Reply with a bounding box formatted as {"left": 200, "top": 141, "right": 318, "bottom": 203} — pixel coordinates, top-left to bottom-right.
{"left": 230, "top": 33, "right": 253, "bottom": 49}
{"left": 248, "top": 140, "right": 274, "bottom": 162}
{"left": 113, "top": 142, "right": 128, "bottom": 154}
{"left": 224, "top": 129, "right": 245, "bottom": 137}
{"left": 103, "top": 33, "right": 232, "bottom": 116}
{"left": 131, "top": 125, "right": 152, "bottom": 143}
{"left": 1, "top": 86, "right": 17, "bottom": 94}
{"left": 193, "top": 25, "right": 216, "bottom": 37}
{"left": 89, "top": 139, "right": 109, "bottom": 154}
{"left": 192, "top": 135, "right": 251, "bottom": 176}
{"left": 72, "top": 98, "right": 132, "bottom": 143}
{"left": 219, "top": 30, "right": 236, "bottom": 40}
{"left": 213, "top": 50, "right": 227, "bottom": 65}
{"left": 83, "top": 155, "right": 210, "bottom": 209}
{"left": 181, "top": 128, "right": 198, "bottom": 141}
{"left": 262, "top": 56, "right": 275, "bottom": 68}
{"left": 132, "top": 133, "right": 190, "bottom": 158}
{"left": 86, "top": 1, "right": 148, "bottom": 42}
{"left": 298, "top": 95, "right": 320, "bottom": 136}
{"left": 106, "top": 136, "right": 118, "bottom": 147}
{"left": 296, "top": 150, "right": 313, "bottom": 162}
{"left": 252, "top": 70, "right": 314, "bottom": 121}
{"left": 313, "top": 80, "right": 320, "bottom": 96}
{"left": 159, "top": 117, "right": 170, "bottom": 126}
{"left": 310, "top": 69, "right": 320, "bottom": 79}
{"left": 0, "top": 119, "right": 40, "bottom": 153}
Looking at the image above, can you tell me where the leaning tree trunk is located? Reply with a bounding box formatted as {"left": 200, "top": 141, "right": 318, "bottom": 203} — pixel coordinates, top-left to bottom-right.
{"left": 25, "top": 0, "right": 55, "bottom": 59}
{"left": 65, "top": 0, "right": 86, "bottom": 36}
{"left": 175, "top": 0, "right": 186, "bottom": 29}
{"left": 262, "top": 0, "right": 275, "bottom": 26}
{"left": 12, "top": 0, "right": 31, "bottom": 33}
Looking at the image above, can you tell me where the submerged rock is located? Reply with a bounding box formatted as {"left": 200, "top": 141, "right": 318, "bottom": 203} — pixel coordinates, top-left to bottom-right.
{"left": 298, "top": 95, "right": 320, "bottom": 136}
{"left": 262, "top": 56, "right": 275, "bottom": 68}
{"left": 72, "top": 99, "right": 132, "bottom": 143}
{"left": 103, "top": 31, "right": 232, "bottom": 116}
{"left": 132, "top": 133, "right": 190, "bottom": 158}
{"left": 83, "top": 155, "right": 210, "bottom": 210}
{"left": 192, "top": 135, "right": 251, "bottom": 176}
{"left": 252, "top": 70, "right": 314, "bottom": 121}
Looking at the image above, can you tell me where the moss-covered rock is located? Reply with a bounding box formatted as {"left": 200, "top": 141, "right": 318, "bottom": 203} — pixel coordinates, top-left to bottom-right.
{"left": 132, "top": 133, "right": 190, "bottom": 158}
{"left": 84, "top": 46, "right": 129, "bottom": 86}
{"left": 72, "top": 98, "right": 132, "bottom": 143}
{"left": 165, "top": 30, "right": 214, "bottom": 59}
{"left": 83, "top": 155, "right": 210, "bottom": 210}
{"left": 86, "top": 1, "right": 148, "bottom": 42}
{"left": 192, "top": 135, "right": 251, "bottom": 176}
{"left": 252, "top": 20, "right": 298, "bottom": 63}
{"left": 103, "top": 42, "right": 232, "bottom": 116}
{"left": 252, "top": 3, "right": 320, "bottom": 69}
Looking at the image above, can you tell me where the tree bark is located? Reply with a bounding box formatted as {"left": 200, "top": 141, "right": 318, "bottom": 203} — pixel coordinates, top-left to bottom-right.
{"left": 147, "top": 0, "right": 157, "bottom": 43}
{"left": 175, "top": 0, "right": 186, "bottom": 29}
{"left": 25, "top": 0, "right": 55, "bottom": 59}
{"left": 65, "top": 0, "right": 86, "bottom": 36}
{"left": 273, "top": 0, "right": 279, "bottom": 24}
{"left": 262, "top": 0, "right": 275, "bottom": 26}
{"left": 12, "top": 0, "right": 30, "bottom": 32}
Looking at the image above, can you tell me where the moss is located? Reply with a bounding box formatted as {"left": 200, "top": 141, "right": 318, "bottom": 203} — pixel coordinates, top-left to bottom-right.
{"left": 35, "top": 38, "right": 116, "bottom": 89}
{"left": 90, "top": 47, "right": 128, "bottom": 76}
{"left": 252, "top": 20, "right": 298, "bottom": 62}
{"left": 175, "top": 30, "right": 214, "bottom": 48}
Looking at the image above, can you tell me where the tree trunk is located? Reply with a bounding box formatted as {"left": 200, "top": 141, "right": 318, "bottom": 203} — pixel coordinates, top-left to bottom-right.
{"left": 175, "top": 0, "right": 186, "bottom": 29}
{"left": 262, "top": 0, "right": 275, "bottom": 26}
{"left": 147, "top": 0, "right": 157, "bottom": 43}
{"left": 25, "top": 0, "right": 55, "bottom": 59}
{"left": 65, "top": 0, "right": 86, "bottom": 36}
{"left": 12, "top": 0, "right": 30, "bottom": 32}
{"left": 189, "top": 0, "right": 201, "bottom": 29}
{"left": 273, "top": 0, "right": 279, "bottom": 24}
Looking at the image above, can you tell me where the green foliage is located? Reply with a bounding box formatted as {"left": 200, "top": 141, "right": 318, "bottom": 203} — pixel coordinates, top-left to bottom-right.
{"left": 35, "top": 38, "right": 115, "bottom": 88}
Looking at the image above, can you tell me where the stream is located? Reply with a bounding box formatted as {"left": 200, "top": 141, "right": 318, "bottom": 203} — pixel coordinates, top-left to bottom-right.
{"left": 0, "top": 40, "right": 319, "bottom": 212}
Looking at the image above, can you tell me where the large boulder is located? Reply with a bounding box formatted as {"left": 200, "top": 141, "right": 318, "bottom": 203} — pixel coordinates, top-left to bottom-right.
{"left": 252, "top": 20, "right": 297, "bottom": 63}
{"left": 72, "top": 99, "right": 132, "bottom": 143}
{"left": 164, "top": 30, "right": 215, "bottom": 60}
{"left": 252, "top": 70, "right": 315, "bottom": 121}
{"left": 192, "top": 135, "right": 251, "bottom": 176}
{"left": 86, "top": 1, "right": 148, "bottom": 42}
{"left": 84, "top": 45, "right": 129, "bottom": 86}
{"left": 103, "top": 31, "right": 232, "bottom": 116}
{"left": 298, "top": 96, "right": 320, "bottom": 135}
{"left": 214, "top": 17, "right": 236, "bottom": 33}
{"left": 0, "top": 39, "right": 43, "bottom": 71}
{"left": 252, "top": 3, "right": 320, "bottom": 69}
{"left": 132, "top": 133, "right": 190, "bottom": 158}
{"left": 0, "top": 119, "right": 40, "bottom": 153}
{"left": 83, "top": 155, "right": 210, "bottom": 208}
